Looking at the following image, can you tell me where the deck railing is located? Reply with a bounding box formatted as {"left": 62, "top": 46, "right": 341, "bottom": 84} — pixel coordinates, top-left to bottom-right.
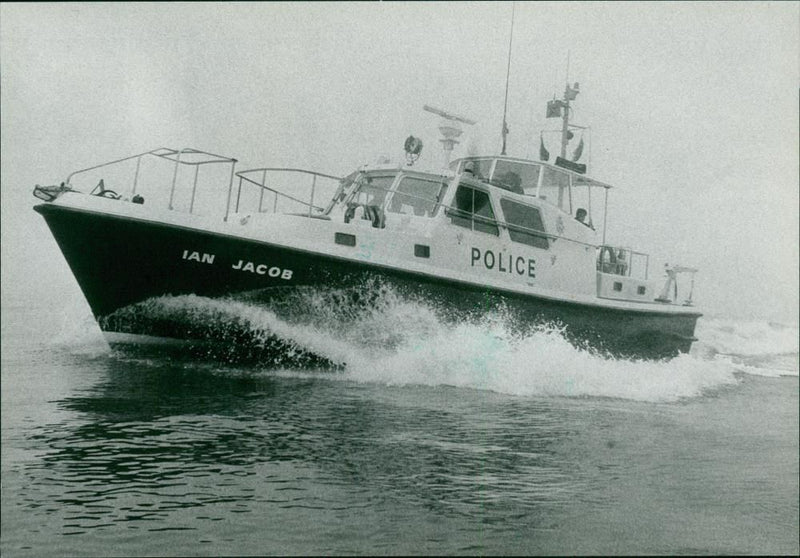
{"left": 64, "top": 147, "right": 240, "bottom": 220}
{"left": 234, "top": 168, "right": 341, "bottom": 218}
{"left": 597, "top": 245, "right": 650, "bottom": 280}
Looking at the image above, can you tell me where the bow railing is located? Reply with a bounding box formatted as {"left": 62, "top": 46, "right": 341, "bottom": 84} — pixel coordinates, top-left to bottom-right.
{"left": 63, "top": 147, "right": 240, "bottom": 219}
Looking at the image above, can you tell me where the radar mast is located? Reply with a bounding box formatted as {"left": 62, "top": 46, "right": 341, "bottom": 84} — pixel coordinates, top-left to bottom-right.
{"left": 423, "top": 105, "right": 476, "bottom": 166}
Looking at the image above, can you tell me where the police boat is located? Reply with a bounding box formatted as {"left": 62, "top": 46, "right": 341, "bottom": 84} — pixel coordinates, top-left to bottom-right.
{"left": 33, "top": 90, "right": 701, "bottom": 360}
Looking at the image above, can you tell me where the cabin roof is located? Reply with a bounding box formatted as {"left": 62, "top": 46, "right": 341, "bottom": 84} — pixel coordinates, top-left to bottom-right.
{"left": 452, "top": 155, "right": 613, "bottom": 190}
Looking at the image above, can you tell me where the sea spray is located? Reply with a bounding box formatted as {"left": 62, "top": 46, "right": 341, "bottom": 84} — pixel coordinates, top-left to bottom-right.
{"left": 695, "top": 317, "right": 799, "bottom": 357}
{"left": 100, "top": 294, "right": 355, "bottom": 368}
{"left": 693, "top": 317, "right": 799, "bottom": 377}
{"left": 344, "top": 314, "right": 739, "bottom": 402}
{"left": 51, "top": 293, "right": 110, "bottom": 356}
{"left": 61, "top": 284, "right": 798, "bottom": 399}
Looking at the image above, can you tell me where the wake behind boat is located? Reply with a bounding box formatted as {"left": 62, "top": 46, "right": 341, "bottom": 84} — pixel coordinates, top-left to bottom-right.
{"left": 33, "top": 85, "right": 701, "bottom": 361}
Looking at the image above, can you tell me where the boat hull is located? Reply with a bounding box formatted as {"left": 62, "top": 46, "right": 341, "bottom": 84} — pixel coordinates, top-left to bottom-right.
{"left": 35, "top": 203, "right": 700, "bottom": 360}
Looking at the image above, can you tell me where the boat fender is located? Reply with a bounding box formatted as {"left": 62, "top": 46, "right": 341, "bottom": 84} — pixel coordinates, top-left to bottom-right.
{"left": 98, "top": 189, "right": 121, "bottom": 199}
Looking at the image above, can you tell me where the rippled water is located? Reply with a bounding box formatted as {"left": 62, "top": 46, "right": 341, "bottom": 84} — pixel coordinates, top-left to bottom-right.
{"left": 2, "top": 302, "right": 798, "bottom": 556}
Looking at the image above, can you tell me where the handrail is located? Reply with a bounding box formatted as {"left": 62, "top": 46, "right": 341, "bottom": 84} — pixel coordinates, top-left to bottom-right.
{"left": 237, "top": 171, "right": 330, "bottom": 213}
{"left": 65, "top": 148, "right": 174, "bottom": 185}
{"left": 238, "top": 167, "right": 339, "bottom": 181}
{"left": 66, "top": 147, "right": 238, "bottom": 185}
{"left": 235, "top": 168, "right": 341, "bottom": 215}
{"left": 64, "top": 147, "right": 239, "bottom": 219}
{"left": 597, "top": 244, "right": 650, "bottom": 279}
{"left": 444, "top": 207, "right": 597, "bottom": 249}
{"left": 152, "top": 148, "right": 237, "bottom": 165}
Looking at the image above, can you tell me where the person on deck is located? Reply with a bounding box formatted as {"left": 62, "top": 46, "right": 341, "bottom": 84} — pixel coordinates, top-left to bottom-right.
{"left": 575, "top": 208, "right": 593, "bottom": 228}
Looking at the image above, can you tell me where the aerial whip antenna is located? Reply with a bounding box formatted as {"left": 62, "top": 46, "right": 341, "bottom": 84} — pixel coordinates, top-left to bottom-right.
{"left": 500, "top": 2, "right": 515, "bottom": 155}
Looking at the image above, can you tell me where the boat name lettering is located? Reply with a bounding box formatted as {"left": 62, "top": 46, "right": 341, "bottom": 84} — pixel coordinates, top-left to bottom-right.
{"left": 231, "top": 259, "right": 293, "bottom": 280}
{"left": 182, "top": 250, "right": 215, "bottom": 264}
{"left": 471, "top": 247, "right": 535, "bottom": 278}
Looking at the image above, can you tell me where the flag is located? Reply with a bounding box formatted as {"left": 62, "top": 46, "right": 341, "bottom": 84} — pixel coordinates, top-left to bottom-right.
{"left": 565, "top": 82, "right": 580, "bottom": 101}
{"left": 546, "top": 100, "right": 562, "bottom": 118}
{"left": 539, "top": 135, "right": 549, "bottom": 161}
{"left": 572, "top": 136, "right": 584, "bottom": 161}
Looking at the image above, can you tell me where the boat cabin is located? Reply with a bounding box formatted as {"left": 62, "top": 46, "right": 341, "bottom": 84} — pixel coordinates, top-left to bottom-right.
{"left": 306, "top": 155, "right": 653, "bottom": 304}
{"left": 450, "top": 156, "right": 611, "bottom": 227}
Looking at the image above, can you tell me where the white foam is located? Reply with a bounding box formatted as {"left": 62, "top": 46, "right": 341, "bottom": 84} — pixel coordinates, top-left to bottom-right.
{"left": 344, "top": 316, "right": 739, "bottom": 402}
{"left": 170, "top": 289, "right": 742, "bottom": 402}
{"left": 694, "top": 317, "right": 798, "bottom": 377}
{"left": 51, "top": 295, "right": 110, "bottom": 356}
{"left": 695, "top": 317, "right": 799, "bottom": 357}
{"left": 53, "top": 287, "right": 799, "bottom": 397}
{"left": 147, "top": 294, "right": 356, "bottom": 366}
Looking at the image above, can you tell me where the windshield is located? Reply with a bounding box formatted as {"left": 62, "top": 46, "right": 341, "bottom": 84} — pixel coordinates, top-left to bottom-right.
{"left": 387, "top": 176, "right": 447, "bottom": 217}
{"left": 452, "top": 158, "right": 494, "bottom": 181}
{"left": 326, "top": 172, "right": 399, "bottom": 214}
{"left": 347, "top": 174, "right": 396, "bottom": 207}
{"left": 325, "top": 172, "right": 358, "bottom": 213}
{"left": 538, "top": 167, "right": 571, "bottom": 214}
{"left": 492, "top": 160, "right": 541, "bottom": 194}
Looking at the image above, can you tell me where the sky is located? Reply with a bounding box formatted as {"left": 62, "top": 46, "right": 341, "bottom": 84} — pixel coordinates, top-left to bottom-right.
{"left": 2, "top": 2, "right": 798, "bottom": 323}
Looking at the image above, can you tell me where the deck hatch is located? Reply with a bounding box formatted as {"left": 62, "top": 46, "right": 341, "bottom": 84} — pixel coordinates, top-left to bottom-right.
{"left": 414, "top": 244, "right": 430, "bottom": 258}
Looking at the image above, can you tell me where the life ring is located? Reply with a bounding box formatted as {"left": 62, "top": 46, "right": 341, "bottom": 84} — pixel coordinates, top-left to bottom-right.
{"left": 600, "top": 246, "right": 616, "bottom": 271}
{"left": 344, "top": 203, "right": 385, "bottom": 228}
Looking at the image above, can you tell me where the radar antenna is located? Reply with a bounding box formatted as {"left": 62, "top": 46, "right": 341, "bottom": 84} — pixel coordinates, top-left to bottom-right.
{"left": 423, "top": 105, "right": 476, "bottom": 167}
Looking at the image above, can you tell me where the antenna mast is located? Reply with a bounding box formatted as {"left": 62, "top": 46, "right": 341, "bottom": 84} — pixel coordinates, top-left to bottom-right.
{"left": 423, "top": 105, "right": 476, "bottom": 167}
{"left": 500, "top": 2, "right": 515, "bottom": 155}
{"left": 559, "top": 93, "right": 579, "bottom": 157}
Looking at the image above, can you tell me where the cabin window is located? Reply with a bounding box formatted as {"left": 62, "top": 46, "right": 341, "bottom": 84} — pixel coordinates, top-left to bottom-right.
{"left": 448, "top": 185, "right": 499, "bottom": 236}
{"left": 493, "top": 160, "right": 541, "bottom": 195}
{"left": 387, "top": 177, "right": 447, "bottom": 217}
{"left": 335, "top": 232, "right": 356, "bottom": 246}
{"left": 350, "top": 175, "right": 396, "bottom": 208}
{"left": 538, "top": 167, "right": 571, "bottom": 214}
{"left": 499, "top": 199, "right": 549, "bottom": 249}
{"left": 453, "top": 158, "right": 494, "bottom": 181}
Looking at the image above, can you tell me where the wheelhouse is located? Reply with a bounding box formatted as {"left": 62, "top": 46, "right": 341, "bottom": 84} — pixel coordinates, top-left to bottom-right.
{"left": 449, "top": 156, "right": 612, "bottom": 234}
{"left": 326, "top": 168, "right": 450, "bottom": 219}
{"left": 319, "top": 158, "right": 614, "bottom": 253}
